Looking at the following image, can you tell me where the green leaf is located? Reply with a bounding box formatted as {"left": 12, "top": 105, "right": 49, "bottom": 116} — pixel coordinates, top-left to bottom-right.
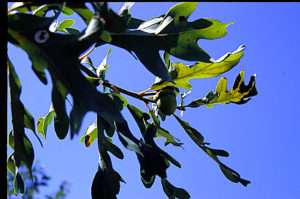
{"left": 157, "top": 127, "right": 183, "bottom": 147}
{"left": 161, "top": 178, "right": 190, "bottom": 199}
{"left": 8, "top": 130, "right": 14, "bottom": 149}
{"left": 65, "top": 3, "right": 94, "bottom": 24}
{"left": 37, "top": 105, "right": 55, "bottom": 138}
{"left": 97, "top": 48, "right": 111, "bottom": 79}
{"left": 163, "top": 51, "right": 171, "bottom": 70}
{"left": 182, "top": 70, "right": 258, "bottom": 108}
{"left": 8, "top": 2, "right": 42, "bottom": 13}
{"left": 151, "top": 45, "right": 245, "bottom": 90}
{"left": 173, "top": 114, "right": 204, "bottom": 146}
{"left": 7, "top": 153, "right": 15, "bottom": 175}
{"left": 80, "top": 120, "right": 97, "bottom": 147}
{"left": 32, "top": 4, "right": 66, "bottom": 17}
{"left": 111, "top": 2, "right": 233, "bottom": 84}
{"left": 56, "top": 19, "right": 75, "bottom": 32}
{"left": 100, "top": 30, "right": 112, "bottom": 43}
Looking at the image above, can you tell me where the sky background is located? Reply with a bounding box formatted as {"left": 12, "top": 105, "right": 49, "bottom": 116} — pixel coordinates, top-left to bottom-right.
{"left": 7, "top": 2, "right": 300, "bottom": 199}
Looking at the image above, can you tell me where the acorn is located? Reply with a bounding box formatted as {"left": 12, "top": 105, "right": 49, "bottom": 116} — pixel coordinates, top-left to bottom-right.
{"left": 154, "top": 87, "right": 177, "bottom": 116}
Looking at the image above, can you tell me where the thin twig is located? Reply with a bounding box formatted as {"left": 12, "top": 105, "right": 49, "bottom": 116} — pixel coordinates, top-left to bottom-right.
{"left": 78, "top": 44, "right": 96, "bottom": 61}
{"left": 79, "top": 63, "right": 155, "bottom": 103}
{"left": 138, "top": 87, "right": 152, "bottom": 96}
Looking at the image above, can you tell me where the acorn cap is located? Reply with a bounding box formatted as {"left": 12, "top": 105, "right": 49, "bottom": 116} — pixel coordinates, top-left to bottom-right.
{"left": 153, "top": 86, "right": 176, "bottom": 102}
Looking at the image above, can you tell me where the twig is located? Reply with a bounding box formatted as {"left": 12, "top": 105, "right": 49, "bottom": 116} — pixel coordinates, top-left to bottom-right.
{"left": 138, "top": 88, "right": 152, "bottom": 96}
{"left": 78, "top": 44, "right": 96, "bottom": 61}
{"left": 79, "top": 63, "right": 155, "bottom": 104}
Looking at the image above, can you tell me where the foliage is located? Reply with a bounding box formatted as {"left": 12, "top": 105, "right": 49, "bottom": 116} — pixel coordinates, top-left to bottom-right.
{"left": 7, "top": 160, "right": 69, "bottom": 199}
{"left": 7, "top": 2, "right": 257, "bottom": 199}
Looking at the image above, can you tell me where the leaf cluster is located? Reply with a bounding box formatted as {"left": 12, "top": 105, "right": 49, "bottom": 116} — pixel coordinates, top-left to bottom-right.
{"left": 7, "top": 2, "right": 258, "bottom": 198}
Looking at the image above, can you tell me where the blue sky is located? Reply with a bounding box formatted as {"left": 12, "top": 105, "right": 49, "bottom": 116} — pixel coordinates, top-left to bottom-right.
{"left": 7, "top": 2, "right": 300, "bottom": 199}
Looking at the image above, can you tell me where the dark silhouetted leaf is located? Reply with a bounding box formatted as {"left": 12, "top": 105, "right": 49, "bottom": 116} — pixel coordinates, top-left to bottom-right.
{"left": 173, "top": 114, "right": 204, "bottom": 146}
{"left": 137, "top": 124, "right": 182, "bottom": 188}
{"left": 14, "top": 173, "right": 25, "bottom": 195}
{"left": 91, "top": 2, "right": 127, "bottom": 33}
{"left": 201, "top": 145, "right": 250, "bottom": 186}
{"left": 8, "top": 59, "right": 35, "bottom": 178}
{"left": 91, "top": 115, "right": 124, "bottom": 199}
{"left": 127, "top": 104, "right": 150, "bottom": 135}
{"left": 115, "top": 121, "right": 143, "bottom": 156}
{"left": 174, "top": 113, "right": 249, "bottom": 186}
{"left": 161, "top": 178, "right": 190, "bottom": 199}
{"left": 8, "top": 12, "right": 124, "bottom": 138}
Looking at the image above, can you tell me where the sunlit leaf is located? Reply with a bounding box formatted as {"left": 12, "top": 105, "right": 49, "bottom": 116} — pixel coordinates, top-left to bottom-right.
{"left": 8, "top": 2, "right": 42, "bottom": 13}
{"left": 37, "top": 105, "right": 55, "bottom": 138}
{"left": 80, "top": 120, "right": 97, "bottom": 147}
{"left": 182, "top": 70, "right": 257, "bottom": 108}
{"left": 56, "top": 19, "right": 75, "bottom": 32}
{"left": 157, "top": 127, "right": 183, "bottom": 147}
{"left": 97, "top": 48, "right": 111, "bottom": 78}
{"left": 151, "top": 45, "right": 245, "bottom": 90}
{"left": 111, "top": 2, "right": 233, "bottom": 85}
{"left": 8, "top": 130, "right": 14, "bottom": 149}
{"left": 65, "top": 2, "right": 94, "bottom": 24}
{"left": 7, "top": 153, "right": 16, "bottom": 175}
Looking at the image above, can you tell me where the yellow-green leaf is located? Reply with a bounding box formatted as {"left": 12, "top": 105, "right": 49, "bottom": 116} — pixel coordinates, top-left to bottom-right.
{"left": 151, "top": 45, "right": 245, "bottom": 90}
{"left": 182, "top": 70, "right": 258, "bottom": 108}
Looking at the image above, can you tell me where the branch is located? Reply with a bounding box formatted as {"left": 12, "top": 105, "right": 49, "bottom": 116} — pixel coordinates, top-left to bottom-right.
{"left": 79, "top": 63, "right": 156, "bottom": 104}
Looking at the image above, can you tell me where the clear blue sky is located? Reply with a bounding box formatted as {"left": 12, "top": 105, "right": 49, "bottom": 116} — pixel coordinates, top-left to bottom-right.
{"left": 7, "top": 2, "right": 300, "bottom": 199}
